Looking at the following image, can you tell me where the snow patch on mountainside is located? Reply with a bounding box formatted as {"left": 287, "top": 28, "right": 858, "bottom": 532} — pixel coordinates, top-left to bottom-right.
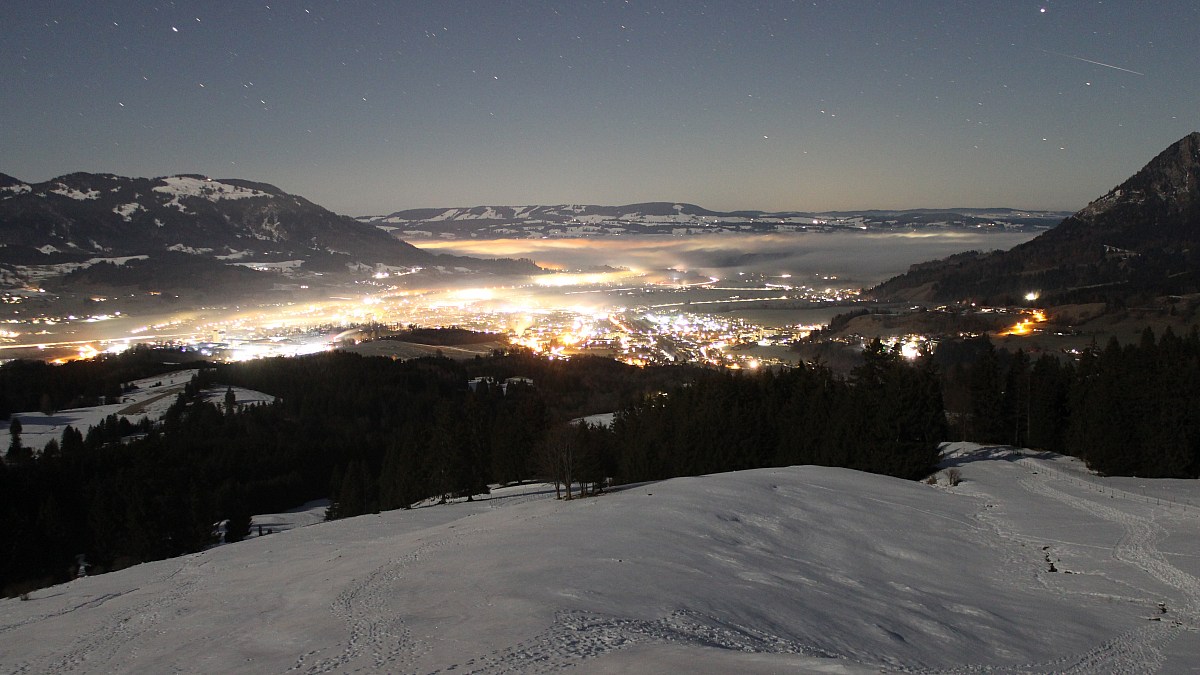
{"left": 152, "top": 176, "right": 272, "bottom": 213}
{"left": 0, "top": 183, "right": 31, "bottom": 198}
{"left": 153, "top": 176, "right": 271, "bottom": 201}
{"left": 230, "top": 259, "right": 304, "bottom": 272}
{"left": 12, "top": 255, "right": 149, "bottom": 283}
{"left": 113, "top": 203, "right": 145, "bottom": 221}
{"left": 95, "top": 255, "right": 147, "bottom": 266}
{"left": 49, "top": 185, "right": 100, "bottom": 200}
{"left": 166, "top": 244, "right": 213, "bottom": 255}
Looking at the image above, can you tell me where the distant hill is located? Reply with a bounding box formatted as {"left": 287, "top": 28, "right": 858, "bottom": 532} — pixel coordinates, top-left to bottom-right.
{"left": 0, "top": 173, "right": 430, "bottom": 264}
{"left": 358, "top": 202, "right": 1068, "bottom": 240}
{"left": 871, "top": 132, "right": 1200, "bottom": 304}
{"left": 0, "top": 173, "right": 539, "bottom": 294}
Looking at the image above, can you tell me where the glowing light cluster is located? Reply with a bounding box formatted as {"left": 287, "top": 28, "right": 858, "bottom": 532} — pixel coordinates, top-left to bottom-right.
{"left": 6, "top": 261, "right": 861, "bottom": 370}
{"left": 1000, "top": 309, "right": 1047, "bottom": 336}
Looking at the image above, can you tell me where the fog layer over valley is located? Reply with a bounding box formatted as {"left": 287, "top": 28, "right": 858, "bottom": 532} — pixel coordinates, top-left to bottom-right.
{"left": 418, "top": 231, "right": 1041, "bottom": 284}
{"left": 2, "top": 231, "right": 1038, "bottom": 360}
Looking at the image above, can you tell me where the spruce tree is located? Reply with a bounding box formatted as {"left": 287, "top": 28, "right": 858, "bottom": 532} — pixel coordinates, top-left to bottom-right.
{"left": 1028, "top": 355, "right": 1069, "bottom": 452}
{"left": 1001, "top": 350, "right": 1030, "bottom": 447}
{"left": 224, "top": 509, "right": 252, "bottom": 543}
{"left": 967, "top": 339, "right": 1004, "bottom": 443}
{"left": 6, "top": 418, "right": 31, "bottom": 464}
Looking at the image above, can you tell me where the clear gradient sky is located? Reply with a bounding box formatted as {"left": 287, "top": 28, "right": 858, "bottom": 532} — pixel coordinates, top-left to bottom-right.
{"left": 3, "top": 1, "right": 1198, "bottom": 216}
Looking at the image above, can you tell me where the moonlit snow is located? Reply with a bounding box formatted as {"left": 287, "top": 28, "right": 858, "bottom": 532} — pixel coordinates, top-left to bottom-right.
{"left": 1, "top": 444, "right": 1198, "bottom": 673}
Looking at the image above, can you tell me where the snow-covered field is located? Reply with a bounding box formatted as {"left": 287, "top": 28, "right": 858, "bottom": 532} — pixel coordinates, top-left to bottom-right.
{"left": 8, "top": 370, "right": 274, "bottom": 453}
{"left": 2, "top": 444, "right": 1199, "bottom": 673}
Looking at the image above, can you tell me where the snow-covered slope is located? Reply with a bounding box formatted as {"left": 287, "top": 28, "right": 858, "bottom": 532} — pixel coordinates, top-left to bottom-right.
{"left": 1, "top": 445, "right": 1198, "bottom": 673}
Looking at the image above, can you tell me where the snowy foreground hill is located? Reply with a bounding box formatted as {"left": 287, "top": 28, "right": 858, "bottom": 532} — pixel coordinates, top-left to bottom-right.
{"left": 2, "top": 444, "right": 1199, "bottom": 673}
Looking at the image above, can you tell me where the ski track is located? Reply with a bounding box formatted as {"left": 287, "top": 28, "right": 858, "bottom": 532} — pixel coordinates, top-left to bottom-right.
{"left": 434, "top": 609, "right": 841, "bottom": 674}
{"left": 290, "top": 464, "right": 1200, "bottom": 675}
{"left": 294, "top": 491, "right": 844, "bottom": 675}
{"left": 911, "top": 454, "right": 1198, "bottom": 675}
{"left": 2, "top": 557, "right": 207, "bottom": 674}
{"left": 0, "top": 590, "right": 133, "bottom": 634}
{"left": 292, "top": 514, "right": 554, "bottom": 674}
{"left": 6, "top": 467, "right": 1199, "bottom": 674}
{"left": 290, "top": 531, "right": 473, "bottom": 674}
{"left": 991, "top": 460, "right": 1195, "bottom": 674}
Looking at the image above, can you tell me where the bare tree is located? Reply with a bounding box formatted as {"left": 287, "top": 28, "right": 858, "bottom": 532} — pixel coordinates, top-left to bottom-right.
{"left": 944, "top": 468, "right": 963, "bottom": 486}
{"left": 539, "top": 424, "right": 580, "bottom": 499}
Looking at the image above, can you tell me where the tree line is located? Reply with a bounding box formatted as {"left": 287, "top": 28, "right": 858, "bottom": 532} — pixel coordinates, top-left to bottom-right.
{"left": 1, "top": 343, "right": 949, "bottom": 596}
{"left": 0, "top": 344, "right": 205, "bottom": 420}
{"left": 0, "top": 350, "right": 690, "bottom": 594}
{"left": 9, "top": 326, "right": 1195, "bottom": 598}
{"left": 570, "top": 339, "right": 945, "bottom": 489}
{"left": 942, "top": 327, "right": 1200, "bottom": 478}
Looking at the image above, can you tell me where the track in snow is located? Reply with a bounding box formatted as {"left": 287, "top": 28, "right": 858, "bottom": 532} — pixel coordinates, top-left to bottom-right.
{"left": 434, "top": 609, "right": 840, "bottom": 674}
{"left": 2, "top": 556, "right": 209, "bottom": 674}
{"left": 1005, "top": 460, "right": 1198, "bottom": 674}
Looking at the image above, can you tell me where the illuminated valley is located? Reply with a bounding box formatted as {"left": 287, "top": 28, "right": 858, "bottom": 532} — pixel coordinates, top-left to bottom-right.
{"left": 1, "top": 231, "right": 1045, "bottom": 366}
{"left": 2, "top": 267, "right": 855, "bottom": 367}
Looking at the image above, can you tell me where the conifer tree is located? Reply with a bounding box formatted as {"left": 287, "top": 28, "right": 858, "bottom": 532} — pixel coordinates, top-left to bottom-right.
{"left": 1001, "top": 349, "right": 1030, "bottom": 447}
{"left": 968, "top": 339, "right": 1004, "bottom": 443}
{"left": 1027, "top": 355, "right": 1069, "bottom": 452}
{"left": 224, "top": 509, "right": 252, "bottom": 543}
{"left": 6, "top": 418, "right": 30, "bottom": 464}
{"left": 60, "top": 426, "right": 84, "bottom": 455}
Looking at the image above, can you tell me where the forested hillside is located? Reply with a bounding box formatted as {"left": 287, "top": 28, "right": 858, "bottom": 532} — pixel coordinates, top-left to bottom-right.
{"left": 1, "top": 346, "right": 945, "bottom": 596}
{"left": 940, "top": 328, "right": 1200, "bottom": 478}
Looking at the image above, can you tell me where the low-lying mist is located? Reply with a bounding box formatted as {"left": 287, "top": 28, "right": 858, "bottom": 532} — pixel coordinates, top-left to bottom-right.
{"left": 416, "top": 231, "right": 1040, "bottom": 286}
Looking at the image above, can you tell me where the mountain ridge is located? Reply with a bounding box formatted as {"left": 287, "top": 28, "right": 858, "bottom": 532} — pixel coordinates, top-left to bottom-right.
{"left": 0, "top": 172, "right": 427, "bottom": 264}
{"left": 359, "top": 202, "right": 1069, "bottom": 240}
{"left": 0, "top": 172, "right": 540, "bottom": 295}
{"left": 870, "top": 132, "right": 1200, "bottom": 304}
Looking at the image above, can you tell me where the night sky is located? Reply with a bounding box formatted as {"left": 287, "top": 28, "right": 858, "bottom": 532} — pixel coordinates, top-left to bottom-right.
{"left": 3, "top": 1, "right": 1197, "bottom": 216}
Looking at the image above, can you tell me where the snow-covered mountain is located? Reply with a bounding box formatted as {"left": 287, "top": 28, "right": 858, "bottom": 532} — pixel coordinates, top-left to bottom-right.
{"left": 359, "top": 203, "right": 1068, "bottom": 240}
{"left": 0, "top": 173, "right": 428, "bottom": 264}
{"left": 0, "top": 172, "right": 539, "bottom": 294}
{"left": 2, "top": 444, "right": 1197, "bottom": 673}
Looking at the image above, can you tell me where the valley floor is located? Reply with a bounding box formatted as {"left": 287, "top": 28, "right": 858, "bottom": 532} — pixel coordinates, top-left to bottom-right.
{"left": 1, "top": 444, "right": 1199, "bottom": 673}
